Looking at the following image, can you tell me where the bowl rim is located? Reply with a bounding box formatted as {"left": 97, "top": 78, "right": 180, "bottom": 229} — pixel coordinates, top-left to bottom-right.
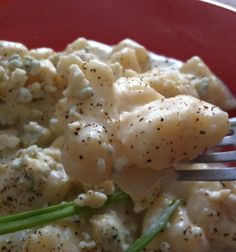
{"left": 200, "top": 0, "right": 236, "bottom": 12}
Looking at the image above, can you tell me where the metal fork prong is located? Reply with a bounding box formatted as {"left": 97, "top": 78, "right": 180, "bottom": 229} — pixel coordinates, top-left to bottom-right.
{"left": 216, "top": 135, "right": 236, "bottom": 147}
{"left": 192, "top": 150, "right": 236, "bottom": 163}
{"left": 215, "top": 118, "right": 236, "bottom": 147}
{"left": 177, "top": 168, "right": 236, "bottom": 181}
{"left": 230, "top": 117, "right": 236, "bottom": 126}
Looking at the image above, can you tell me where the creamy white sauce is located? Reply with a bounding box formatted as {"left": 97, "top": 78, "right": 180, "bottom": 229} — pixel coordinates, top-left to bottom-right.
{"left": 0, "top": 37, "right": 235, "bottom": 252}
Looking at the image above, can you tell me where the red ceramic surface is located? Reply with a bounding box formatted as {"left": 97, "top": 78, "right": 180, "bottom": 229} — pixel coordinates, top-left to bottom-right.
{"left": 0, "top": 0, "right": 235, "bottom": 96}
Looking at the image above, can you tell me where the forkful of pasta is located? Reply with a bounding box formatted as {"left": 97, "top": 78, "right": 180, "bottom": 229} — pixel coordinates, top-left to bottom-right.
{"left": 63, "top": 88, "right": 235, "bottom": 188}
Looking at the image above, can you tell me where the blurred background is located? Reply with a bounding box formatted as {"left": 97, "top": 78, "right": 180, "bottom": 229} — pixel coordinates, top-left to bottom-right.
{"left": 0, "top": 0, "right": 235, "bottom": 94}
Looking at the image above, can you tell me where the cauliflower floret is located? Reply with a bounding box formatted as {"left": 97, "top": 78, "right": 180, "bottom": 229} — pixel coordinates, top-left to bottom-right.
{"left": 0, "top": 146, "right": 71, "bottom": 214}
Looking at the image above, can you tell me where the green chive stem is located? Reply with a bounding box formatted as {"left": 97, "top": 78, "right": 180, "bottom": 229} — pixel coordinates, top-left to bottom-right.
{"left": 125, "top": 199, "right": 181, "bottom": 252}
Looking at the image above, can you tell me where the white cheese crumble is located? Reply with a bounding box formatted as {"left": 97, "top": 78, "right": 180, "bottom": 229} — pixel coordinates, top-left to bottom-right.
{"left": 0, "top": 133, "right": 20, "bottom": 150}
{"left": 18, "top": 87, "right": 32, "bottom": 103}
{"left": 28, "top": 82, "right": 44, "bottom": 99}
{"left": 75, "top": 190, "right": 108, "bottom": 208}
{"left": 0, "top": 66, "right": 9, "bottom": 87}
{"left": 21, "top": 121, "right": 52, "bottom": 147}
{"left": 10, "top": 68, "right": 28, "bottom": 87}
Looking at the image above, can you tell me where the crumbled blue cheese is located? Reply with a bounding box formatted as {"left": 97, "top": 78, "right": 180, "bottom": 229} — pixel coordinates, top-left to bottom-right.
{"left": 17, "top": 145, "right": 56, "bottom": 174}
{"left": 43, "top": 83, "right": 57, "bottom": 93}
{"left": 0, "top": 133, "right": 20, "bottom": 150}
{"left": 29, "top": 48, "right": 55, "bottom": 60}
{"left": 39, "top": 59, "right": 57, "bottom": 86}
{"left": 11, "top": 157, "right": 24, "bottom": 169}
{"left": 57, "top": 54, "right": 83, "bottom": 78}
{"left": 7, "top": 54, "right": 23, "bottom": 71}
{"left": 23, "top": 56, "right": 40, "bottom": 75}
{"left": 28, "top": 82, "right": 44, "bottom": 99}
{"left": 0, "top": 37, "right": 235, "bottom": 252}
{"left": 64, "top": 64, "right": 90, "bottom": 97}
{"left": 21, "top": 121, "right": 52, "bottom": 147}
{"left": 49, "top": 54, "right": 60, "bottom": 65}
{"left": 65, "top": 37, "right": 89, "bottom": 53}
{"left": 193, "top": 77, "right": 209, "bottom": 97}
{"left": 0, "top": 111, "right": 15, "bottom": 126}
{"left": 0, "top": 40, "right": 28, "bottom": 57}
{"left": 0, "top": 66, "right": 9, "bottom": 88}
{"left": 18, "top": 87, "right": 32, "bottom": 103}
{"left": 10, "top": 68, "right": 28, "bottom": 87}
{"left": 43, "top": 147, "right": 62, "bottom": 163}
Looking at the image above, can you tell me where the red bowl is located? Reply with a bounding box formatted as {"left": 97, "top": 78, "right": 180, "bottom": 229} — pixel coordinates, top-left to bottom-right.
{"left": 0, "top": 0, "right": 235, "bottom": 96}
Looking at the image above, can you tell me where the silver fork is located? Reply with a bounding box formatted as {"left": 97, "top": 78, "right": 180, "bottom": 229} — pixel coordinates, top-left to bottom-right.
{"left": 176, "top": 117, "right": 236, "bottom": 181}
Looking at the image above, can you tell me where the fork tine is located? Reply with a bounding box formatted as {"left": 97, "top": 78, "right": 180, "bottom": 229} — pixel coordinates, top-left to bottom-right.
{"left": 214, "top": 118, "right": 236, "bottom": 147}
{"left": 230, "top": 117, "right": 236, "bottom": 126}
{"left": 192, "top": 150, "right": 236, "bottom": 163}
{"left": 216, "top": 135, "right": 236, "bottom": 147}
{"left": 177, "top": 168, "right": 236, "bottom": 181}
{"left": 178, "top": 118, "right": 236, "bottom": 181}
